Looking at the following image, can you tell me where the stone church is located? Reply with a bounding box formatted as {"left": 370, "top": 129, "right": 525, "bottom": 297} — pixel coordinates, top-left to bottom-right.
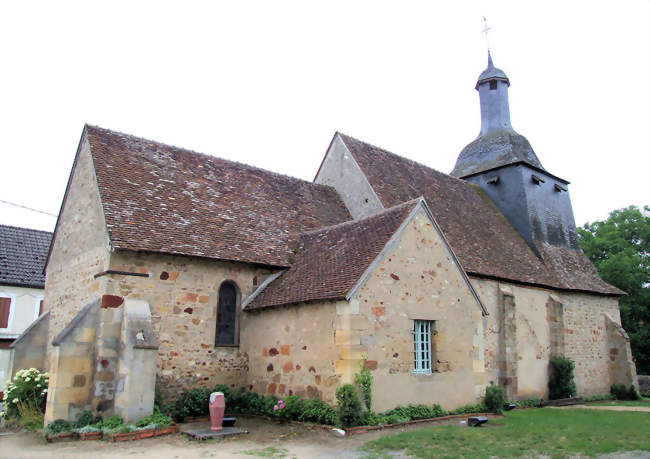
{"left": 12, "top": 54, "right": 637, "bottom": 423}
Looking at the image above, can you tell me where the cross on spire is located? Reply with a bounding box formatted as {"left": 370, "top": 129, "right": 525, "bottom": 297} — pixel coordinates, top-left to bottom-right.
{"left": 482, "top": 16, "right": 491, "bottom": 52}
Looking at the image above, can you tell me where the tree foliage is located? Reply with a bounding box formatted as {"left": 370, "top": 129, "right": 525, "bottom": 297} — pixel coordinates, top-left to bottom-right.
{"left": 578, "top": 205, "right": 650, "bottom": 373}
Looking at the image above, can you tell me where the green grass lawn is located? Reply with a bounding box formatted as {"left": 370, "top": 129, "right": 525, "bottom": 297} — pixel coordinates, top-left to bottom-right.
{"left": 361, "top": 408, "right": 650, "bottom": 458}
{"left": 590, "top": 399, "right": 650, "bottom": 407}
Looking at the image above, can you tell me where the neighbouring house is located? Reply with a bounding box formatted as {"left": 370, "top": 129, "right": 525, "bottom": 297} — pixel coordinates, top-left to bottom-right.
{"left": 12, "top": 54, "right": 637, "bottom": 423}
{"left": 0, "top": 224, "right": 51, "bottom": 394}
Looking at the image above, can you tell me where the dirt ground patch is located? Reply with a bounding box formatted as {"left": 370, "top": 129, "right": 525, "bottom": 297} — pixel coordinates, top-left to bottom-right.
{"left": 0, "top": 415, "right": 470, "bottom": 458}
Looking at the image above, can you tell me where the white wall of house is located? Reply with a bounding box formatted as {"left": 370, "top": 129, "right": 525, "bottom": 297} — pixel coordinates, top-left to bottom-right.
{"left": 0, "top": 284, "right": 44, "bottom": 389}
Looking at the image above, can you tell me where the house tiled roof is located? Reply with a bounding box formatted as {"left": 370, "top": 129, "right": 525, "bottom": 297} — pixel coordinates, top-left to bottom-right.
{"left": 338, "top": 133, "right": 621, "bottom": 296}
{"left": 245, "top": 199, "right": 419, "bottom": 309}
{"left": 85, "top": 126, "right": 351, "bottom": 267}
{"left": 0, "top": 224, "right": 52, "bottom": 288}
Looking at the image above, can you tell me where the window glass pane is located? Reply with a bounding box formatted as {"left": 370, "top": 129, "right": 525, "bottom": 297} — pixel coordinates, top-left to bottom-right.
{"left": 216, "top": 283, "right": 237, "bottom": 345}
{"left": 413, "top": 319, "right": 433, "bottom": 374}
{"left": 0, "top": 297, "right": 11, "bottom": 328}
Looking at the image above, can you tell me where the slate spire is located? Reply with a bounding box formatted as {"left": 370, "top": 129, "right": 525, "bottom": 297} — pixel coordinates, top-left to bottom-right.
{"left": 452, "top": 52, "right": 544, "bottom": 178}
{"left": 451, "top": 53, "right": 580, "bottom": 254}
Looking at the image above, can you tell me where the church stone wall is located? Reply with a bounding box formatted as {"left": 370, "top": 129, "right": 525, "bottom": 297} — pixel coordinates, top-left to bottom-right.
{"left": 342, "top": 210, "right": 486, "bottom": 412}
{"left": 471, "top": 277, "right": 626, "bottom": 399}
{"left": 104, "top": 250, "right": 274, "bottom": 399}
{"left": 44, "top": 137, "right": 111, "bottom": 367}
{"left": 241, "top": 301, "right": 340, "bottom": 404}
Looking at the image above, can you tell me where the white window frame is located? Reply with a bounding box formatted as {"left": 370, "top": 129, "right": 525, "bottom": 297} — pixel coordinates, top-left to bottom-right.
{"left": 34, "top": 295, "right": 44, "bottom": 321}
{"left": 0, "top": 293, "right": 16, "bottom": 332}
{"left": 413, "top": 319, "right": 433, "bottom": 375}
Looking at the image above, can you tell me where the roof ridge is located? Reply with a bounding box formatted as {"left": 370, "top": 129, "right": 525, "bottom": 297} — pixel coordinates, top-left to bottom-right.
{"left": 85, "top": 124, "right": 336, "bottom": 191}
{"left": 338, "top": 132, "right": 468, "bottom": 186}
{"left": 299, "top": 198, "right": 422, "bottom": 237}
{"left": 0, "top": 223, "right": 52, "bottom": 235}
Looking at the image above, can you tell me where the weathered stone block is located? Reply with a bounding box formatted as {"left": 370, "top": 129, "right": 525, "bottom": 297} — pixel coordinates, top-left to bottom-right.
{"left": 339, "top": 345, "right": 367, "bottom": 360}
{"left": 335, "top": 330, "right": 361, "bottom": 346}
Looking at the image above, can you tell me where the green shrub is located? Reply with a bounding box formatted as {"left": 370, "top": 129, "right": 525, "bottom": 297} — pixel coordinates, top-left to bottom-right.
{"left": 16, "top": 400, "right": 44, "bottom": 430}
{"left": 46, "top": 419, "right": 72, "bottom": 435}
{"left": 298, "top": 398, "right": 338, "bottom": 425}
{"left": 384, "top": 413, "right": 409, "bottom": 424}
{"left": 102, "top": 414, "right": 125, "bottom": 431}
{"left": 273, "top": 395, "right": 304, "bottom": 421}
{"left": 383, "top": 404, "right": 447, "bottom": 421}
{"left": 73, "top": 410, "right": 96, "bottom": 428}
{"left": 171, "top": 387, "right": 212, "bottom": 420}
{"left": 1, "top": 368, "right": 49, "bottom": 420}
{"left": 548, "top": 356, "right": 577, "bottom": 399}
{"left": 610, "top": 384, "right": 640, "bottom": 400}
{"left": 135, "top": 412, "right": 173, "bottom": 428}
{"left": 360, "top": 410, "right": 383, "bottom": 426}
{"left": 355, "top": 364, "right": 373, "bottom": 411}
{"left": 166, "top": 386, "right": 338, "bottom": 425}
{"left": 516, "top": 397, "right": 543, "bottom": 407}
{"left": 450, "top": 403, "right": 488, "bottom": 415}
{"left": 484, "top": 382, "right": 505, "bottom": 413}
{"left": 336, "top": 384, "right": 362, "bottom": 427}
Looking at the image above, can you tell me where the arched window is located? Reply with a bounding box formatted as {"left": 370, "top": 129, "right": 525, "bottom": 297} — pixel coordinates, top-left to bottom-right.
{"left": 216, "top": 281, "right": 238, "bottom": 346}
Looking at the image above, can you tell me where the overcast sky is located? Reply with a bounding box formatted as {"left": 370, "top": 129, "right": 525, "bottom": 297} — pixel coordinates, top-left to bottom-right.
{"left": 1, "top": 1, "right": 648, "bottom": 234}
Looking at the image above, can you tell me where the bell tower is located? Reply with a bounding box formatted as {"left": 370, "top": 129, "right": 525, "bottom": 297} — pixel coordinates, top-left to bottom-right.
{"left": 452, "top": 53, "right": 580, "bottom": 255}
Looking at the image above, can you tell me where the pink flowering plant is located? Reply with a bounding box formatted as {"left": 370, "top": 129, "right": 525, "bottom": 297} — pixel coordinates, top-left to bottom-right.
{"left": 273, "top": 399, "right": 286, "bottom": 412}
{"left": 272, "top": 396, "right": 303, "bottom": 421}
{"left": 1, "top": 368, "right": 49, "bottom": 420}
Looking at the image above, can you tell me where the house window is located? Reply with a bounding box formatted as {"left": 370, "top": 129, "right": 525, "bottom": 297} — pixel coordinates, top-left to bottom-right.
{"left": 216, "top": 281, "right": 238, "bottom": 346}
{"left": 413, "top": 319, "right": 434, "bottom": 374}
{"left": 36, "top": 297, "right": 44, "bottom": 320}
{"left": 489, "top": 80, "right": 498, "bottom": 90}
{"left": 0, "top": 296, "right": 12, "bottom": 329}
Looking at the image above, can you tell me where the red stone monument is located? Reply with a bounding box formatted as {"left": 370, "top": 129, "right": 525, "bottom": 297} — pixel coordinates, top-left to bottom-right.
{"left": 209, "top": 392, "right": 225, "bottom": 431}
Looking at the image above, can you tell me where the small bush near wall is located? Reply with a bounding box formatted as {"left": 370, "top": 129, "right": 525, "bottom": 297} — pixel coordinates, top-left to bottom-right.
{"left": 335, "top": 384, "right": 363, "bottom": 427}
{"left": 165, "top": 384, "right": 509, "bottom": 429}
{"left": 355, "top": 364, "right": 373, "bottom": 411}
{"left": 484, "top": 383, "right": 506, "bottom": 413}
{"left": 549, "top": 357, "right": 577, "bottom": 400}
{"left": 610, "top": 384, "right": 641, "bottom": 400}
{"left": 165, "top": 385, "right": 338, "bottom": 426}
{"left": 1, "top": 368, "right": 49, "bottom": 428}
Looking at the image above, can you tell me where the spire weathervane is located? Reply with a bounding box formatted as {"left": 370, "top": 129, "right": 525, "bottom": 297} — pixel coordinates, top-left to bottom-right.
{"left": 482, "top": 16, "right": 491, "bottom": 52}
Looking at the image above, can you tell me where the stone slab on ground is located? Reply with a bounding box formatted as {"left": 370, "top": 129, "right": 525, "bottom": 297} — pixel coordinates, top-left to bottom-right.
{"left": 182, "top": 426, "right": 248, "bottom": 440}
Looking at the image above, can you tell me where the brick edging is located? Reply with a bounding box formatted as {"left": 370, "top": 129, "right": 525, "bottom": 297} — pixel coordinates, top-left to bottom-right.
{"left": 182, "top": 412, "right": 505, "bottom": 436}
{"left": 343, "top": 412, "right": 503, "bottom": 436}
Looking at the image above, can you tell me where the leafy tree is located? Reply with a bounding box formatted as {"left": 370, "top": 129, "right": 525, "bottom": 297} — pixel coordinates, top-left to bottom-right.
{"left": 578, "top": 205, "right": 650, "bottom": 374}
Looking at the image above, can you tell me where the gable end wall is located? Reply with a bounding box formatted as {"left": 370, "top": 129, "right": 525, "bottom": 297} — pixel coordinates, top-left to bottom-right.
{"left": 315, "top": 134, "right": 384, "bottom": 219}
{"left": 44, "top": 137, "right": 112, "bottom": 368}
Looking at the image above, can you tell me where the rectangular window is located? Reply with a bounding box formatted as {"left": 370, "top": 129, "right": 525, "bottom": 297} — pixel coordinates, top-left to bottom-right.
{"left": 0, "top": 297, "right": 12, "bottom": 329}
{"left": 37, "top": 298, "right": 45, "bottom": 319}
{"left": 413, "top": 319, "right": 434, "bottom": 374}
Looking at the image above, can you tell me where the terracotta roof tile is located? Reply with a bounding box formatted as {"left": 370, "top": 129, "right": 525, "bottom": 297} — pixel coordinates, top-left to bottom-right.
{"left": 246, "top": 199, "right": 419, "bottom": 309}
{"left": 338, "top": 133, "right": 621, "bottom": 295}
{"left": 0, "top": 224, "right": 51, "bottom": 288}
{"left": 86, "top": 126, "right": 351, "bottom": 267}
